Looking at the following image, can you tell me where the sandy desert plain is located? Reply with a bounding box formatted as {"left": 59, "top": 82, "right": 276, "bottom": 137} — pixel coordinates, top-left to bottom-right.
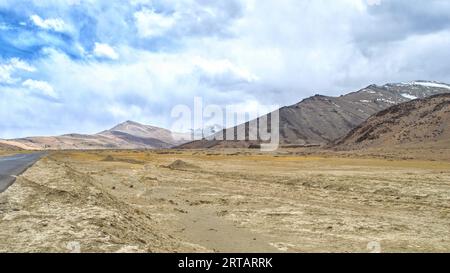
{"left": 1, "top": 146, "right": 450, "bottom": 253}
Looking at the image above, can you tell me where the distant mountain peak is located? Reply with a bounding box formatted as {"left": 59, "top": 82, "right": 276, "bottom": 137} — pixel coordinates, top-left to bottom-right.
{"left": 111, "top": 120, "right": 145, "bottom": 129}
{"left": 384, "top": 81, "right": 450, "bottom": 89}
{"left": 108, "top": 120, "right": 165, "bottom": 134}
{"left": 1, "top": 118, "right": 188, "bottom": 150}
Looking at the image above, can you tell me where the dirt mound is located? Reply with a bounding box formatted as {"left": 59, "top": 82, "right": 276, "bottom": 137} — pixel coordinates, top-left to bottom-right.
{"left": 102, "top": 155, "right": 115, "bottom": 161}
{"left": 167, "top": 160, "right": 199, "bottom": 170}
{"left": 102, "top": 155, "right": 144, "bottom": 164}
{"left": 335, "top": 94, "right": 450, "bottom": 150}
{"left": 0, "top": 157, "right": 190, "bottom": 252}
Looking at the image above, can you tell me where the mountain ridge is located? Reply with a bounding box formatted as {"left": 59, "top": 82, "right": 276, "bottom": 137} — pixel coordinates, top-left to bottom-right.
{"left": 0, "top": 121, "right": 187, "bottom": 150}
{"left": 179, "top": 81, "right": 450, "bottom": 149}
{"left": 2, "top": 81, "right": 450, "bottom": 151}
{"left": 334, "top": 93, "right": 450, "bottom": 150}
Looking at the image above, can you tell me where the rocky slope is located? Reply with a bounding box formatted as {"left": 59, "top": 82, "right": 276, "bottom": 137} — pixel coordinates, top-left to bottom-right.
{"left": 334, "top": 93, "right": 450, "bottom": 150}
{"left": 180, "top": 81, "right": 450, "bottom": 149}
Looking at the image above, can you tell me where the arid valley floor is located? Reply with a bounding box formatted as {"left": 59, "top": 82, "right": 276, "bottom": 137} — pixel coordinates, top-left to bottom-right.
{"left": 1, "top": 148, "right": 450, "bottom": 253}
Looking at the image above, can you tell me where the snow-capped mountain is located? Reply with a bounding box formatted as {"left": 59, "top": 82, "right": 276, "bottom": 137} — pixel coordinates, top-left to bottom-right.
{"left": 181, "top": 81, "right": 450, "bottom": 148}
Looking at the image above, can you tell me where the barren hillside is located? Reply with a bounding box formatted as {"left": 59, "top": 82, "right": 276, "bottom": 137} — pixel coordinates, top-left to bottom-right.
{"left": 335, "top": 94, "right": 450, "bottom": 150}
{"left": 180, "top": 81, "right": 450, "bottom": 149}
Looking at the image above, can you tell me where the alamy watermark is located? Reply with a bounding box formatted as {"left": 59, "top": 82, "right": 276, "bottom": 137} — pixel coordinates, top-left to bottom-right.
{"left": 169, "top": 97, "right": 280, "bottom": 151}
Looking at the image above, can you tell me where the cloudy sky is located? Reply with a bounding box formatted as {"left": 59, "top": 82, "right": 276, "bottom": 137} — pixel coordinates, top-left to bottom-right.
{"left": 1, "top": 0, "right": 450, "bottom": 138}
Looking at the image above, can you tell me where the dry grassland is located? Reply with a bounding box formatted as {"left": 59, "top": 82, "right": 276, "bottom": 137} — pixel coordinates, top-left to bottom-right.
{"left": 1, "top": 149, "right": 449, "bottom": 252}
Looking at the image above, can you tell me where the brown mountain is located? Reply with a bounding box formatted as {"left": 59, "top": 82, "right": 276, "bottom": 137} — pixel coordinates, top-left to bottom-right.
{"left": 334, "top": 93, "right": 450, "bottom": 150}
{"left": 0, "top": 121, "right": 187, "bottom": 150}
{"left": 179, "top": 81, "right": 450, "bottom": 149}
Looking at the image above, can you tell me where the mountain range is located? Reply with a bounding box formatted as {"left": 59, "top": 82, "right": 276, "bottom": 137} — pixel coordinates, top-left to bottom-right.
{"left": 179, "top": 81, "right": 450, "bottom": 149}
{"left": 0, "top": 121, "right": 188, "bottom": 150}
{"left": 1, "top": 80, "right": 450, "bottom": 151}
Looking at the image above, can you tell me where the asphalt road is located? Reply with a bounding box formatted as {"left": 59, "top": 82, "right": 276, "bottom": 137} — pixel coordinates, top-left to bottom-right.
{"left": 0, "top": 152, "right": 45, "bottom": 193}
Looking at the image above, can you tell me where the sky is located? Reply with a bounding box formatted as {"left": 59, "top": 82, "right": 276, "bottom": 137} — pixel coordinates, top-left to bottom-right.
{"left": 1, "top": 0, "right": 450, "bottom": 138}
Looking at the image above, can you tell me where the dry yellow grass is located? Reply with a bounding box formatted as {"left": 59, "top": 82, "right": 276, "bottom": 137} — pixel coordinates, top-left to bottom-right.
{"left": 1, "top": 149, "right": 450, "bottom": 252}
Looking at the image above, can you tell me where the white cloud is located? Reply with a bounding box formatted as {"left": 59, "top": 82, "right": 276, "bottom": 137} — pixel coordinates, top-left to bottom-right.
{"left": 2, "top": 0, "right": 450, "bottom": 138}
{"left": 192, "top": 57, "right": 258, "bottom": 82}
{"left": 0, "top": 67, "right": 16, "bottom": 84}
{"left": 14, "top": 47, "right": 262, "bottom": 136}
{"left": 9, "top": 58, "right": 36, "bottom": 72}
{"left": 30, "top": 14, "right": 68, "bottom": 32}
{"left": 22, "top": 79, "right": 58, "bottom": 99}
{"left": 93, "top": 43, "right": 119, "bottom": 60}
{"left": 134, "top": 8, "right": 177, "bottom": 38}
{"left": 0, "top": 58, "right": 35, "bottom": 84}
